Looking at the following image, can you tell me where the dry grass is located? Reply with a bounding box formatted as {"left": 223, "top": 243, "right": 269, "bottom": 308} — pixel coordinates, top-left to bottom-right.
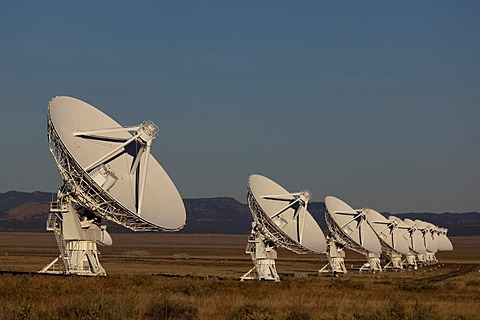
{"left": 0, "top": 273, "right": 478, "bottom": 319}
{"left": 0, "top": 233, "right": 479, "bottom": 319}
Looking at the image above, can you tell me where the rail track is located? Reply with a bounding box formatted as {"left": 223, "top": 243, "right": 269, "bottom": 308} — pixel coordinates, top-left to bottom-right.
{"left": 423, "top": 263, "right": 478, "bottom": 282}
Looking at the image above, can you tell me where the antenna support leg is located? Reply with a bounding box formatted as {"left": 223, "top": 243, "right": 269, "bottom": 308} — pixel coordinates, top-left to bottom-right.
{"left": 405, "top": 252, "right": 418, "bottom": 269}
{"left": 383, "top": 251, "right": 403, "bottom": 270}
{"left": 416, "top": 253, "right": 427, "bottom": 266}
{"left": 425, "top": 251, "right": 438, "bottom": 265}
{"left": 241, "top": 227, "right": 280, "bottom": 282}
{"left": 39, "top": 199, "right": 107, "bottom": 276}
{"left": 360, "top": 252, "right": 382, "bottom": 273}
{"left": 319, "top": 238, "right": 347, "bottom": 275}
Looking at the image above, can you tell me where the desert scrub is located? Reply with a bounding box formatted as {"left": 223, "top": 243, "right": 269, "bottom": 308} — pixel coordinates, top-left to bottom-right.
{"left": 465, "top": 279, "right": 480, "bottom": 287}
{"left": 328, "top": 279, "right": 365, "bottom": 290}
{"left": 283, "top": 310, "right": 311, "bottom": 320}
{"left": 0, "top": 271, "right": 478, "bottom": 319}
{"left": 395, "top": 281, "right": 437, "bottom": 292}
{"left": 144, "top": 300, "right": 198, "bottom": 320}
{"left": 169, "top": 283, "right": 215, "bottom": 296}
{"left": 229, "top": 304, "right": 274, "bottom": 320}
{"left": 330, "top": 300, "right": 442, "bottom": 320}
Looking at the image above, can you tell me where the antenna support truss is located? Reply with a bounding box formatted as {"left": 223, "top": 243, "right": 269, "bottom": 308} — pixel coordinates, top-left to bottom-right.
{"left": 39, "top": 197, "right": 107, "bottom": 276}
{"left": 325, "top": 207, "right": 382, "bottom": 273}
{"left": 47, "top": 116, "right": 176, "bottom": 232}
{"left": 240, "top": 223, "right": 280, "bottom": 282}
{"left": 247, "top": 188, "right": 315, "bottom": 254}
{"left": 319, "top": 237, "right": 347, "bottom": 275}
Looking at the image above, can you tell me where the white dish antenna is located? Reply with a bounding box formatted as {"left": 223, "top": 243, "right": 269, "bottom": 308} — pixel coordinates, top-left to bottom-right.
{"left": 403, "top": 219, "right": 427, "bottom": 254}
{"left": 324, "top": 196, "right": 381, "bottom": 254}
{"left": 241, "top": 174, "right": 326, "bottom": 281}
{"left": 416, "top": 220, "right": 438, "bottom": 253}
{"left": 247, "top": 174, "right": 326, "bottom": 254}
{"left": 388, "top": 215, "right": 412, "bottom": 249}
{"left": 436, "top": 227, "right": 453, "bottom": 251}
{"left": 364, "top": 208, "right": 410, "bottom": 255}
{"left": 48, "top": 96, "right": 185, "bottom": 231}
{"left": 41, "top": 96, "right": 185, "bottom": 276}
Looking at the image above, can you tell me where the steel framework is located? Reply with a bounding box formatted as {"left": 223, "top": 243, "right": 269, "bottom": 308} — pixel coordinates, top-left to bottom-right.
{"left": 47, "top": 112, "right": 180, "bottom": 232}
{"left": 324, "top": 208, "right": 382, "bottom": 273}
{"left": 247, "top": 187, "right": 315, "bottom": 255}
{"left": 39, "top": 199, "right": 107, "bottom": 276}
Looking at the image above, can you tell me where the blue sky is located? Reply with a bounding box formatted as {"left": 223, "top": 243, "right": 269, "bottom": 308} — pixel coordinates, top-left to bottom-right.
{"left": 0, "top": 1, "right": 478, "bottom": 212}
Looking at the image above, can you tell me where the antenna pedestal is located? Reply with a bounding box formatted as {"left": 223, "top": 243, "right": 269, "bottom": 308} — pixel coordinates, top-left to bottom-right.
{"left": 319, "top": 238, "right": 347, "bottom": 275}
{"left": 241, "top": 227, "right": 280, "bottom": 282}
{"left": 405, "top": 252, "right": 418, "bottom": 269}
{"left": 425, "top": 252, "right": 437, "bottom": 264}
{"left": 39, "top": 200, "right": 108, "bottom": 276}
{"left": 416, "top": 253, "right": 427, "bottom": 266}
{"left": 360, "top": 252, "right": 382, "bottom": 273}
{"left": 383, "top": 251, "right": 403, "bottom": 269}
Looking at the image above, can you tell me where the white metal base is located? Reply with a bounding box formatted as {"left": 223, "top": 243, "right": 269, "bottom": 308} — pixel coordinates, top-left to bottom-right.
{"left": 360, "top": 252, "right": 382, "bottom": 273}
{"left": 241, "top": 226, "right": 280, "bottom": 282}
{"left": 39, "top": 199, "right": 108, "bottom": 276}
{"left": 425, "top": 251, "right": 438, "bottom": 264}
{"left": 40, "top": 241, "right": 106, "bottom": 276}
{"left": 405, "top": 252, "right": 418, "bottom": 269}
{"left": 416, "top": 253, "right": 427, "bottom": 266}
{"left": 241, "top": 258, "right": 280, "bottom": 282}
{"left": 383, "top": 251, "right": 403, "bottom": 270}
{"left": 319, "top": 238, "right": 347, "bottom": 275}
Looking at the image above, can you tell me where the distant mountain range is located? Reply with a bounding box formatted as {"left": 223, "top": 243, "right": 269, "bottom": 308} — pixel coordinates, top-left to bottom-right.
{"left": 0, "top": 191, "right": 479, "bottom": 236}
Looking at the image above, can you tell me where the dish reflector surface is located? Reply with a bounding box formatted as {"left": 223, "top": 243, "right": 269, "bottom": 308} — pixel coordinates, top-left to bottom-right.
{"left": 416, "top": 220, "right": 438, "bottom": 253}
{"left": 324, "top": 196, "right": 381, "bottom": 254}
{"left": 247, "top": 174, "right": 326, "bottom": 254}
{"left": 404, "top": 219, "right": 427, "bottom": 254}
{"left": 365, "top": 209, "right": 410, "bottom": 255}
{"left": 437, "top": 228, "right": 453, "bottom": 251}
{"left": 48, "top": 96, "right": 186, "bottom": 231}
{"left": 388, "top": 216, "right": 411, "bottom": 252}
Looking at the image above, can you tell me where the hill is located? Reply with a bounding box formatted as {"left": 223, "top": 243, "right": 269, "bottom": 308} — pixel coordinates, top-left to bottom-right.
{"left": 0, "top": 191, "right": 54, "bottom": 212}
{"left": 0, "top": 191, "right": 479, "bottom": 235}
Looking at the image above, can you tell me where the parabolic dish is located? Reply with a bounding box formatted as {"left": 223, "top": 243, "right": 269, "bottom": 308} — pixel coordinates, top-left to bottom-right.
{"left": 48, "top": 96, "right": 186, "bottom": 231}
{"left": 388, "top": 216, "right": 411, "bottom": 250}
{"left": 416, "top": 220, "right": 438, "bottom": 253}
{"left": 404, "top": 219, "right": 427, "bottom": 254}
{"left": 324, "top": 196, "right": 381, "bottom": 254}
{"left": 247, "top": 174, "right": 326, "bottom": 254}
{"left": 427, "top": 223, "right": 439, "bottom": 253}
{"left": 364, "top": 209, "right": 410, "bottom": 255}
{"left": 437, "top": 228, "right": 454, "bottom": 251}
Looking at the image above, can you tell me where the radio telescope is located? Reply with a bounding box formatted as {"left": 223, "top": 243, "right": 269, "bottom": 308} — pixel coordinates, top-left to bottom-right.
{"left": 402, "top": 218, "right": 427, "bottom": 267}
{"left": 321, "top": 196, "right": 382, "bottom": 274}
{"left": 386, "top": 216, "right": 416, "bottom": 267}
{"left": 415, "top": 220, "right": 438, "bottom": 264}
{"left": 436, "top": 227, "right": 453, "bottom": 252}
{"left": 363, "top": 209, "right": 410, "bottom": 269}
{"left": 241, "top": 174, "right": 326, "bottom": 281}
{"left": 40, "top": 96, "right": 186, "bottom": 276}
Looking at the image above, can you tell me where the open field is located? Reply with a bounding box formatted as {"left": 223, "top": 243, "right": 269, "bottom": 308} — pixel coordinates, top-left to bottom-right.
{"left": 0, "top": 233, "right": 479, "bottom": 319}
